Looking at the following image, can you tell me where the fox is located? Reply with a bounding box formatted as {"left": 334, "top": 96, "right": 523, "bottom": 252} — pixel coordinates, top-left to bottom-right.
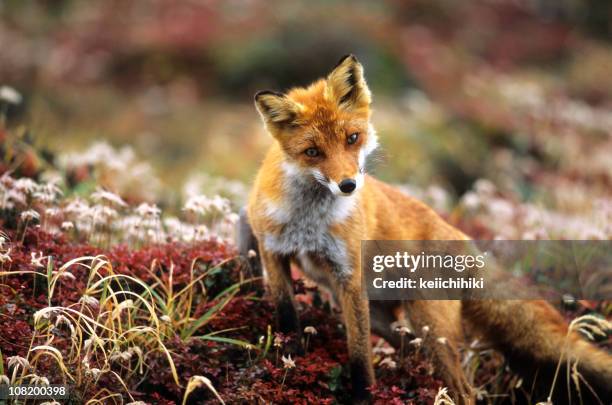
{"left": 238, "top": 54, "right": 612, "bottom": 404}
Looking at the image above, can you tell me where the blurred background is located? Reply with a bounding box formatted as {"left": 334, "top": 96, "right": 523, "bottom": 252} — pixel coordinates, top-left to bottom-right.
{"left": 1, "top": 0, "right": 611, "bottom": 239}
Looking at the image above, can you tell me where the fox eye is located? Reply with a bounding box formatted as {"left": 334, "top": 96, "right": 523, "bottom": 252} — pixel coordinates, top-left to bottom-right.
{"left": 347, "top": 133, "right": 359, "bottom": 145}
{"left": 304, "top": 147, "right": 320, "bottom": 157}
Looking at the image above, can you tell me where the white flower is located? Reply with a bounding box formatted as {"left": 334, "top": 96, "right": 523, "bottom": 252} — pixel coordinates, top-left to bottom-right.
{"left": 273, "top": 335, "right": 283, "bottom": 348}
{"left": 21, "top": 209, "right": 40, "bottom": 221}
{"left": 379, "top": 357, "right": 397, "bottom": 369}
{"left": 210, "top": 195, "right": 231, "bottom": 213}
{"left": 461, "top": 191, "right": 480, "bottom": 211}
{"left": 135, "top": 202, "right": 161, "bottom": 218}
{"left": 4, "top": 189, "right": 26, "bottom": 208}
{"left": 110, "top": 350, "right": 133, "bottom": 362}
{"left": 110, "top": 346, "right": 143, "bottom": 363}
{"left": 194, "top": 225, "right": 209, "bottom": 241}
{"left": 14, "top": 178, "right": 38, "bottom": 193}
{"left": 281, "top": 354, "right": 295, "bottom": 369}
{"left": 30, "top": 374, "right": 50, "bottom": 385}
{"left": 128, "top": 346, "right": 143, "bottom": 359}
{"left": 31, "top": 251, "right": 47, "bottom": 268}
{"left": 91, "top": 188, "right": 127, "bottom": 207}
{"left": 409, "top": 337, "right": 423, "bottom": 347}
{"left": 304, "top": 326, "right": 318, "bottom": 335}
{"left": 183, "top": 195, "right": 211, "bottom": 215}
{"left": 247, "top": 249, "right": 257, "bottom": 258}
{"left": 0, "top": 86, "right": 22, "bottom": 104}
{"left": 0, "top": 173, "right": 14, "bottom": 187}
{"left": 226, "top": 212, "right": 239, "bottom": 224}
{"left": 33, "top": 189, "right": 58, "bottom": 204}
{"left": 474, "top": 179, "right": 496, "bottom": 196}
{"left": 90, "top": 205, "right": 118, "bottom": 221}
{"left": 64, "top": 198, "right": 90, "bottom": 215}
{"left": 0, "top": 248, "right": 12, "bottom": 263}
{"left": 394, "top": 326, "right": 412, "bottom": 336}
{"left": 33, "top": 182, "right": 63, "bottom": 203}
{"left": 44, "top": 208, "right": 62, "bottom": 218}
{"left": 84, "top": 365, "right": 102, "bottom": 379}
{"left": 7, "top": 356, "right": 29, "bottom": 371}
{"left": 163, "top": 216, "right": 182, "bottom": 231}
{"left": 437, "top": 337, "right": 448, "bottom": 345}
{"left": 487, "top": 198, "right": 515, "bottom": 221}
{"left": 61, "top": 221, "right": 74, "bottom": 230}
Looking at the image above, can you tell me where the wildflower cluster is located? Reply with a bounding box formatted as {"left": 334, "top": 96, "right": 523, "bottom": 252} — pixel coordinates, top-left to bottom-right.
{"left": 59, "top": 141, "right": 162, "bottom": 203}
{"left": 458, "top": 179, "right": 611, "bottom": 240}
{"left": 0, "top": 172, "right": 239, "bottom": 247}
{"left": 0, "top": 226, "right": 247, "bottom": 404}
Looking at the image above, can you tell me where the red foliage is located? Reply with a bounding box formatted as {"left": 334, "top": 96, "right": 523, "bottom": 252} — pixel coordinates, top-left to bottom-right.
{"left": 9, "top": 227, "right": 607, "bottom": 403}
{"left": 1, "top": 227, "right": 448, "bottom": 403}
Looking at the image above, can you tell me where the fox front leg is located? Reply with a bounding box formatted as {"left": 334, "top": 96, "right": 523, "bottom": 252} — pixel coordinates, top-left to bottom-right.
{"left": 259, "top": 247, "right": 301, "bottom": 336}
{"left": 338, "top": 277, "right": 375, "bottom": 402}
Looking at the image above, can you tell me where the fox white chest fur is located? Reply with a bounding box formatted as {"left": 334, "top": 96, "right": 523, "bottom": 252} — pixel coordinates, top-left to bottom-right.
{"left": 262, "top": 161, "right": 357, "bottom": 282}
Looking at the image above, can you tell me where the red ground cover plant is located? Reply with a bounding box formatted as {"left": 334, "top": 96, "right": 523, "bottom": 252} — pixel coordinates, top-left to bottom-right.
{"left": 3, "top": 226, "right": 609, "bottom": 404}
{"left": 1, "top": 226, "right": 449, "bottom": 404}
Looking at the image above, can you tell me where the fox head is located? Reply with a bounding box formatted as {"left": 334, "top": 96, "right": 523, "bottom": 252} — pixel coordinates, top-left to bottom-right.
{"left": 254, "top": 54, "right": 378, "bottom": 196}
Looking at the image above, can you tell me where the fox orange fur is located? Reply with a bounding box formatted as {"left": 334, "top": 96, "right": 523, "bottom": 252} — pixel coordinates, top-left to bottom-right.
{"left": 238, "top": 55, "right": 612, "bottom": 403}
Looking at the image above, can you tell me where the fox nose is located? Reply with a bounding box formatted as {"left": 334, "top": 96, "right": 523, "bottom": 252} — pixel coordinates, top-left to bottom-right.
{"left": 338, "top": 178, "right": 357, "bottom": 194}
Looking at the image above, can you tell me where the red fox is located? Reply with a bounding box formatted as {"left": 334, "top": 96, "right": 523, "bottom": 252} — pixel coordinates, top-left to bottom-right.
{"left": 238, "top": 55, "right": 612, "bottom": 403}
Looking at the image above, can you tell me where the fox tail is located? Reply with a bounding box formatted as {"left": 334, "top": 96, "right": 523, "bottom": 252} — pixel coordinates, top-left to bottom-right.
{"left": 463, "top": 300, "right": 612, "bottom": 403}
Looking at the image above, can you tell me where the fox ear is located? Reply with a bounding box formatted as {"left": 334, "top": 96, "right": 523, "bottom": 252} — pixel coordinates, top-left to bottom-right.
{"left": 326, "top": 54, "right": 371, "bottom": 111}
{"left": 254, "top": 91, "right": 301, "bottom": 129}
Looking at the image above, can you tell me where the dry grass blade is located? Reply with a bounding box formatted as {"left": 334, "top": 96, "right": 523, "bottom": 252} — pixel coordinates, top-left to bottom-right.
{"left": 182, "top": 375, "right": 226, "bottom": 405}
{"left": 546, "top": 314, "right": 611, "bottom": 403}
{"left": 30, "top": 345, "right": 74, "bottom": 382}
{"left": 568, "top": 315, "right": 611, "bottom": 340}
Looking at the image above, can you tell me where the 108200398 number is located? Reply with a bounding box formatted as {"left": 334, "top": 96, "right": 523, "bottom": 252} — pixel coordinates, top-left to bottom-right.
{"left": 0, "top": 384, "right": 70, "bottom": 400}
